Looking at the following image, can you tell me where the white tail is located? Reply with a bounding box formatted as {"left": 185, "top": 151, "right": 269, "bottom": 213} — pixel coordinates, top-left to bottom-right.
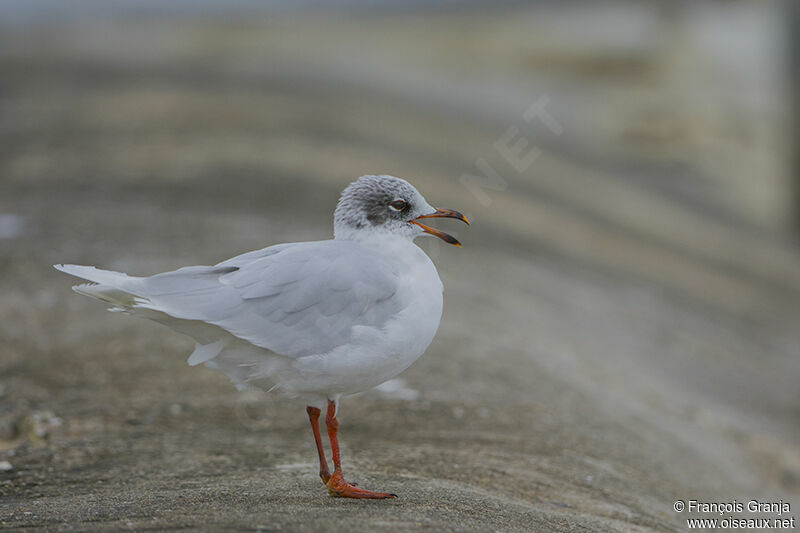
{"left": 54, "top": 264, "right": 132, "bottom": 286}
{"left": 54, "top": 264, "right": 142, "bottom": 309}
{"left": 54, "top": 263, "right": 232, "bottom": 366}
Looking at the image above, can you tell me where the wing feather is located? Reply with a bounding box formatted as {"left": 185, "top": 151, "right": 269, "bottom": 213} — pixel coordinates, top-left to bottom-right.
{"left": 136, "top": 240, "right": 404, "bottom": 357}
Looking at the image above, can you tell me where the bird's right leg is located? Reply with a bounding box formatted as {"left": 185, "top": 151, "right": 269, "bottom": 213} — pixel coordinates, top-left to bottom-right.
{"left": 306, "top": 406, "right": 331, "bottom": 484}
{"left": 323, "top": 400, "right": 396, "bottom": 499}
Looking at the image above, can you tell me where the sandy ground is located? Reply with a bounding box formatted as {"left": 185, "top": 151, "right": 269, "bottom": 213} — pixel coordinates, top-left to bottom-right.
{"left": 2, "top": 8, "right": 800, "bottom": 532}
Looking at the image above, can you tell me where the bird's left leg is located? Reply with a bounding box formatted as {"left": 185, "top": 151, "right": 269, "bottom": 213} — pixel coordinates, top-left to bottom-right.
{"left": 306, "top": 406, "right": 330, "bottom": 484}
{"left": 324, "top": 399, "right": 396, "bottom": 499}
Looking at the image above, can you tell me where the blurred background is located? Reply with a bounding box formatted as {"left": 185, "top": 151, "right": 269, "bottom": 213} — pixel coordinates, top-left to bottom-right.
{"left": 1, "top": 0, "right": 799, "bottom": 530}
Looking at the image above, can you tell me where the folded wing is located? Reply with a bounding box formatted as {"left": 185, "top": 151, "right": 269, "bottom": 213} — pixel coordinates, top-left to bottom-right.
{"left": 130, "top": 240, "right": 404, "bottom": 358}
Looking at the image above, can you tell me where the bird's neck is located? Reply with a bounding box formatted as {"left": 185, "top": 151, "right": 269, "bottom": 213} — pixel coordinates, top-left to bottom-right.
{"left": 334, "top": 226, "right": 418, "bottom": 251}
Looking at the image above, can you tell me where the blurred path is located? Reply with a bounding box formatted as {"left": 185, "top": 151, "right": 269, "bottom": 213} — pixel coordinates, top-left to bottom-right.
{"left": 1, "top": 9, "right": 799, "bottom": 531}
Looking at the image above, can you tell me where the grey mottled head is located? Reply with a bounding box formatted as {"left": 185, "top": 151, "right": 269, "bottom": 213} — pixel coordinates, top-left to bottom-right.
{"left": 334, "top": 175, "right": 469, "bottom": 246}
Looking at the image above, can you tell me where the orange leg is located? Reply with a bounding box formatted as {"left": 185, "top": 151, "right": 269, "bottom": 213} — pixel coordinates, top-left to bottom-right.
{"left": 324, "top": 400, "right": 396, "bottom": 499}
{"left": 306, "top": 406, "right": 330, "bottom": 483}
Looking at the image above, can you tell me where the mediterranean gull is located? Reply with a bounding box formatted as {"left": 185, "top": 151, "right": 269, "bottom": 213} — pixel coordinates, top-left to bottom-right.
{"left": 55, "top": 174, "right": 468, "bottom": 499}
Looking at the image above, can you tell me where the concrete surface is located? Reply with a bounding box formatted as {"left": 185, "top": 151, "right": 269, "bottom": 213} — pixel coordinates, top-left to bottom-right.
{"left": 1, "top": 7, "right": 799, "bottom": 532}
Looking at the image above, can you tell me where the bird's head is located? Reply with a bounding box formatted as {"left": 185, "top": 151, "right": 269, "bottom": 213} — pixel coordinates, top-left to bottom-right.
{"left": 333, "top": 175, "right": 468, "bottom": 245}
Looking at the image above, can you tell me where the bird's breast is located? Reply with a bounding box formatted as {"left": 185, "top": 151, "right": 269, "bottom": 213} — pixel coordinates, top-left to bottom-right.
{"left": 383, "top": 245, "right": 444, "bottom": 364}
{"left": 287, "top": 239, "right": 445, "bottom": 397}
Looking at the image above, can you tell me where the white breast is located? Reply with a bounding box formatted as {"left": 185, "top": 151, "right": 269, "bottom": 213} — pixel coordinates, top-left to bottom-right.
{"left": 384, "top": 243, "right": 444, "bottom": 366}
{"left": 286, "top": 237, "right": 444, "bottom": 398}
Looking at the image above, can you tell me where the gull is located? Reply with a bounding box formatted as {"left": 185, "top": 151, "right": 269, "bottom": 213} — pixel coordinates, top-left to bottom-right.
{"left": 55, "top": 175, "right": 468, "bottom": 499}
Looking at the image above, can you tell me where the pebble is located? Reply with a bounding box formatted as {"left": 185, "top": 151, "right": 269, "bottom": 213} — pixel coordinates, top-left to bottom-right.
{"left": 0, "top": 461, "right": 12, "bottom": 472}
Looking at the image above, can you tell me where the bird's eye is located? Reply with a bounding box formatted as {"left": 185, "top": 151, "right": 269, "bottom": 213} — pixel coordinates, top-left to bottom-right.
{"left": 389, "top": 199, "right": 407, "bottom": 211}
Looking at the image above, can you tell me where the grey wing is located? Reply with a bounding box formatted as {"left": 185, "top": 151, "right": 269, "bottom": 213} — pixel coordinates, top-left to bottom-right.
{"left": 136, "top": 241, "right": 404, "bottom": 357}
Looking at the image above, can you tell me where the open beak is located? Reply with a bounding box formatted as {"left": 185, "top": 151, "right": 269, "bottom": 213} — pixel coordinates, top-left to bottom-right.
{"left": 410, "top": 208, "right": 470, "bottom": 247}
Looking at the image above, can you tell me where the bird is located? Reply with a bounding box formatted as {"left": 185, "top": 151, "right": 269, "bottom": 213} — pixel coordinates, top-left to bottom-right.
{"left": 55, "top": 174, "right": 468, "bottom": 499}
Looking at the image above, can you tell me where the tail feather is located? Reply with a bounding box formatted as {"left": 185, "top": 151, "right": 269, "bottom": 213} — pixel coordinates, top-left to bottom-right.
{"left": 55, "top": 264, "right": 141, "bottom": 308}
{"left": 54, "top": 264, "right": 133, "bottom": 286}
{"left": 54, "top": 263, "right": 234, "bottom": 364}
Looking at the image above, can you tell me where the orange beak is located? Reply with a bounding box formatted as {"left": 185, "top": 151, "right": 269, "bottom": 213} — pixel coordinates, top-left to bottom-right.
{"left": 410, "top": 208, "right": 470, "bottom": 247}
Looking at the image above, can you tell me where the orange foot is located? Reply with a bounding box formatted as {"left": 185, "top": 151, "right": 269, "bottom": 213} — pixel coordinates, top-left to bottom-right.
{"left": 325, "top": 471, "right": 396, "bottom": 499}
